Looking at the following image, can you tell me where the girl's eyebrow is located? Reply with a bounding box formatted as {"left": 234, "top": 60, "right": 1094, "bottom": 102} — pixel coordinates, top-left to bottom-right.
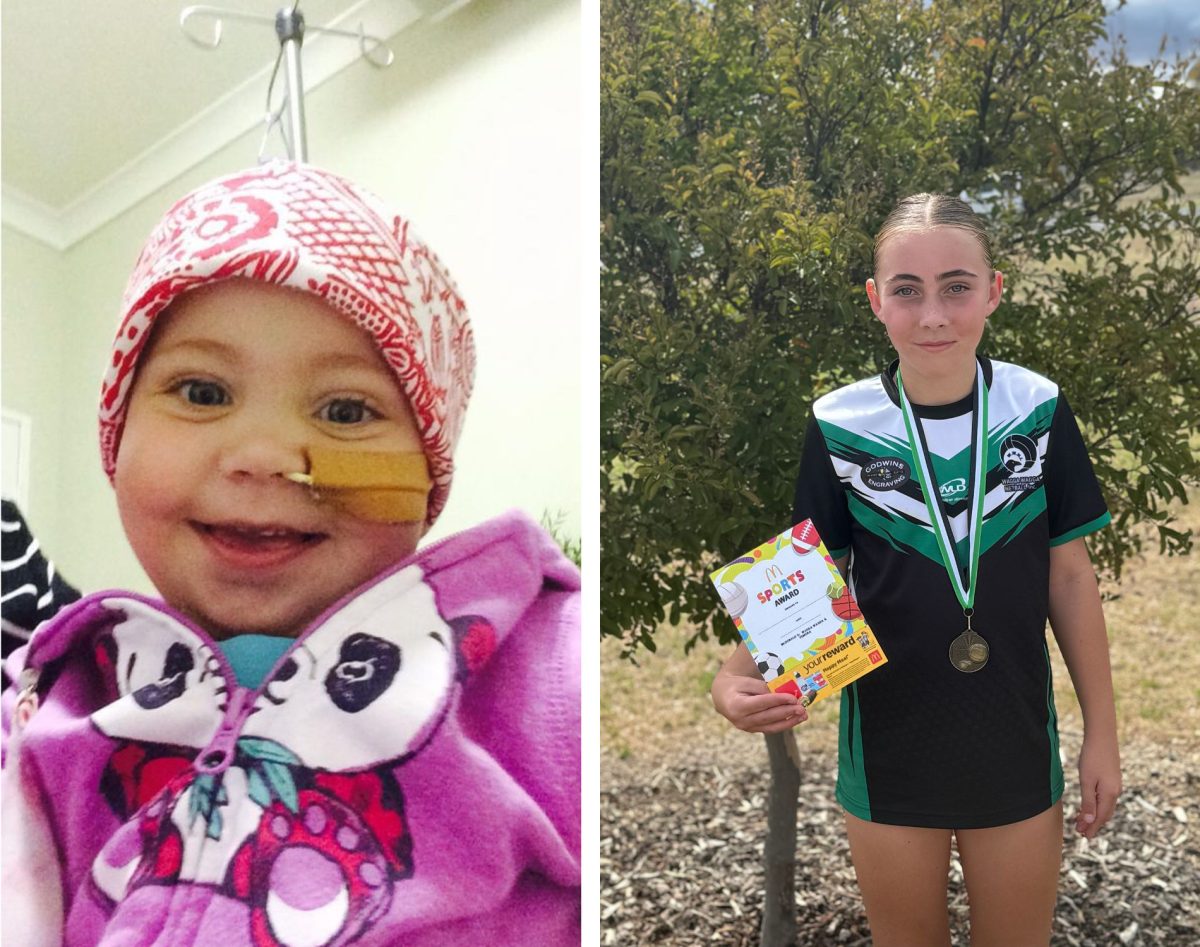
{"left": 886, "top": 268, "right": 979, "bottom": 284}
{"left": 147, "top": 343, "right": 379, "bottom": 372}
{"left": 150, "top": 338, "right": 239, "bottom": 360}
{"left": 310, "top": 352, "right": 387, "bottom": 372}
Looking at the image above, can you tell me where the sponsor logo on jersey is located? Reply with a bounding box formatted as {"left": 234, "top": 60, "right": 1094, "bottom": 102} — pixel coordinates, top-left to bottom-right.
{"left": 939, "top": 477, "right": 967, "bottom": 500}
{"left": 862, "top": 457, "right": 911, "bottom": 490}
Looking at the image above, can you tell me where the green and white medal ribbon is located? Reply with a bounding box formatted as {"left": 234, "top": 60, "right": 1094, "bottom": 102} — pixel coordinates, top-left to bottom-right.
{"left": 896, "top": 360, "right": 991, "bottom": 673}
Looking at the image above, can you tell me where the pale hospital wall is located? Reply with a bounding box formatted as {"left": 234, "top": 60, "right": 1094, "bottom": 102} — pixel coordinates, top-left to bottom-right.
{"left": 0, "top": 227, "right": 70, "bottom": 548}
{"left": 2, "top": 0, "right": 581, "bottom": 594}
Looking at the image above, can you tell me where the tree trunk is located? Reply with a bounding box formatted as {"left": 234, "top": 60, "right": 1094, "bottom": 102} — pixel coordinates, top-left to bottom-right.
{"left": 760, "top": 729, "right": 802, "bottom": 947}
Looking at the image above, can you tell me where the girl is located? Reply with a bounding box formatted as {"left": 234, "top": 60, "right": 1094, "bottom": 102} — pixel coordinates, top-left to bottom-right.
{"left": 711, "top": 193, "right": 1120, "bottom": 946}
{"left": 1, "top": 162, "right": 580, "bottom": 946}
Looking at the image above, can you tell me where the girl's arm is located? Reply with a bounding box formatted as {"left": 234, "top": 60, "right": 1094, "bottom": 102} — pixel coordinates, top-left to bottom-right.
{"left": 710, "top": 556, "right": 850, "bottom": 733}
{"left": 710, "top": 643, "right": 807, "bottom": 733}
{"left": 1047, "top": 537, "right": 1121, "bottom": 839}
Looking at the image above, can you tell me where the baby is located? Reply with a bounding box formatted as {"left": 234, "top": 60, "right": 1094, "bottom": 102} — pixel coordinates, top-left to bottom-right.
{"left": 2, "top": 162, "right": 581, "bottom": 946}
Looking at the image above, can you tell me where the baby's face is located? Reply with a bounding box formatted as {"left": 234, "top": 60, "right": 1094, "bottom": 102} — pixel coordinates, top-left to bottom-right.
{"left": 114, "top": 279, "right": 427, "bottom": 640}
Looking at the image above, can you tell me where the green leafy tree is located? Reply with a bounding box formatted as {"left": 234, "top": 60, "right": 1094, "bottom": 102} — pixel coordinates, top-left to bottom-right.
{"left": 602, "top": 0, "right": 1199, "bottom": 942}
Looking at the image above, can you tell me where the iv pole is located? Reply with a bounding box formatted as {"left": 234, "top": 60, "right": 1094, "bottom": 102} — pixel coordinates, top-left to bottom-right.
{"left": 276, "top": 6, "right": 308, "bottom": 161}
{"left": 180, "top": 4, "right": 395, "bottom": 162}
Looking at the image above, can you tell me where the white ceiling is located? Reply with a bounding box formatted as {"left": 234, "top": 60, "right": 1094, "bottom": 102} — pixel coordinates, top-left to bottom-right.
{"left": 1, "top": 0, "right": 462, "bottom": 248}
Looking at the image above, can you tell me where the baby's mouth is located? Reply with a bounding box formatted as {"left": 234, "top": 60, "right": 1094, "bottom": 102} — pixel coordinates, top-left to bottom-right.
{"left": 192, "top": 521, "right": 327, "bottom": 564}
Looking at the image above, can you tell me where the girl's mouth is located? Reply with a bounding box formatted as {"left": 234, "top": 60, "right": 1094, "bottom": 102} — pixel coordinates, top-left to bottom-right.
{"left": 192, "top": 521, "right": 326, "bottom": 569}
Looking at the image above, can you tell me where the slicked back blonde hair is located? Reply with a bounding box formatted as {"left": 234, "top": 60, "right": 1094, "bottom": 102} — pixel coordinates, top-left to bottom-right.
{"left": 873, "top": 193, "right": 994, "bottom": 274}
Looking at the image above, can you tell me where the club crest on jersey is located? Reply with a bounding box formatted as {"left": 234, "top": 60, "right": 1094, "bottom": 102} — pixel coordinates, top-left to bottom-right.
{"left": 862, "top": 457, "right": 911, "bottom": 490}
{"left": 1000, "top": 433, "right": 1043, "bottom": 491}
{"left": 1000, "top": 434, "right": 1038, "bottom": 474}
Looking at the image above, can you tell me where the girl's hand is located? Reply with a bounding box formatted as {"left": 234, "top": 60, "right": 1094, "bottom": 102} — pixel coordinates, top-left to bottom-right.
{"left": 711, "top": 668, "right": 808, "bottom": 733}
{"left": 1074, "top": 733, "right": 1121, "bottom": 839}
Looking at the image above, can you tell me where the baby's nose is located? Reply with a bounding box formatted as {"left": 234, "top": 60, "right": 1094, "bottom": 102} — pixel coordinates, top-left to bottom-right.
{"left": 217, "top": 425, "right": 309, "bottom": 483}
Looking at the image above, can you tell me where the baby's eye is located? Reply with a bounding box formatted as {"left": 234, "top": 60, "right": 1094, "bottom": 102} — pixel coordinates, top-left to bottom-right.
{"left": 177, "top": 380, "right": 229, "bottom": 407}
{"left": 319, "top": 398, "right": 379, "bottom": 425}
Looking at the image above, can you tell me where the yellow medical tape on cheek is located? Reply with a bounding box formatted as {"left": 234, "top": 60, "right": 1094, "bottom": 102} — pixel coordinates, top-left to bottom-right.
{"left": 285, "top": 446, "right": 432, "bottom": 523}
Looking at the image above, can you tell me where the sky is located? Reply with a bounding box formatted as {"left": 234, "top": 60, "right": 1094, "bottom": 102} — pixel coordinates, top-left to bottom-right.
{"left": 1103, "top": 0, "right": 1200, "bottom": 64}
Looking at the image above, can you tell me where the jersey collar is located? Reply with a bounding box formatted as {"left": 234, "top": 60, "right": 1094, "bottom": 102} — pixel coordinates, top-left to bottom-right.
{"left": 882, "top": 355, "right": 994, "bottom": 418}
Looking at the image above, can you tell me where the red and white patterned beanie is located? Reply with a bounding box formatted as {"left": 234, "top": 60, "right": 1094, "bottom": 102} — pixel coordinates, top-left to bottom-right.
{"left": 99, "top": 161, "right": 474, "bottom": 524}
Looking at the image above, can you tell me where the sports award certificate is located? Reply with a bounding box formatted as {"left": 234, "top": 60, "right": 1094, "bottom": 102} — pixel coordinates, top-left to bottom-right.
{"left": 709, "top": 520, "right": 888, "bottom": 706}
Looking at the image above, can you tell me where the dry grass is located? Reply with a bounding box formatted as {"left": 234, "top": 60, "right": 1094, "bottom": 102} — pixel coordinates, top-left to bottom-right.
{"left": 601, "top": 491, "right": 1200, "bottom": 778}
{"left": 1107, "top": 169, "right": 1200, "bottom": 269}
{"left": 1051, "top": 491, "right": 1200, "bottom": 746}
{"left": 1013, "top": 169, "right": 1199, "bottom": 283}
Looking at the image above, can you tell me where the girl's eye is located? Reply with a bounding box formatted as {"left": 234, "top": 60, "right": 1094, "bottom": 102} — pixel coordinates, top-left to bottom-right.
{"left": 320, "top": 398, "right": 378, "bottom": 425}
{"left": 177, "top": 380, "right": 229, "bottom": 407}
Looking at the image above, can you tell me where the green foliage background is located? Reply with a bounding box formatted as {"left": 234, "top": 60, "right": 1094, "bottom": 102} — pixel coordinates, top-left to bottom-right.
{"left": 601, "top": 0, "right": 1200, "bottom": 654}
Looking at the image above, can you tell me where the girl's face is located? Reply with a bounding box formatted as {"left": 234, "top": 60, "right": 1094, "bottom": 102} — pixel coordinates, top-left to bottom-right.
{"left": 114, "top": 279, "right": 428, "bottom": 640}
{"left": 866, "top": 226, "right": 1003, "bottom": 397}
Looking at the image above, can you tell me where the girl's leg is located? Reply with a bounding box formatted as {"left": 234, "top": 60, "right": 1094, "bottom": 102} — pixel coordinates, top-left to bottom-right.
{"left": 843, "top": 810, "right": 954, "bottom": 947}
{"left": 954, "top": 801, "right": 1063, "bottom": 947}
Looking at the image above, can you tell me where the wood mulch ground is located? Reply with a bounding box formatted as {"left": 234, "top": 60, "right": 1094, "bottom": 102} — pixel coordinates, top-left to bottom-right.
{"left": 602, "top": 494, "right": 1200, "bottom": 945}
{"left": 600, "top": 726, "right": 1199, "bottom": 946}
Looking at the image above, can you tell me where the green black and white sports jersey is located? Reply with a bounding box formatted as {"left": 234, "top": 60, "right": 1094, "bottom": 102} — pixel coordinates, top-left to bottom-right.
{"left": 793, "top": 357, "right": 1110, "bottom": 829}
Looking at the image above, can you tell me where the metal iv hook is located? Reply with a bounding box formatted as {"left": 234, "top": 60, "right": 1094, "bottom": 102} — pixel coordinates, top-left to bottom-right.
{"left": 179, "top": 5, "right": 395, "bottom": 67}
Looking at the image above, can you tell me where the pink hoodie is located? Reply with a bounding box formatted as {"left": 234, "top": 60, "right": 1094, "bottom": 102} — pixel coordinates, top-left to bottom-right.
{"left": 2, "top": 511, "right": 580, "bottom": 946}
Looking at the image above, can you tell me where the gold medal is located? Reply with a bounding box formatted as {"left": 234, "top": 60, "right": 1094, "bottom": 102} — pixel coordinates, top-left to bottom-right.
{"left": 949, "top": 629, "right": 989, "bottom": 673}
{"left": 898, "top": 363, "right": 995, "bottom": 677}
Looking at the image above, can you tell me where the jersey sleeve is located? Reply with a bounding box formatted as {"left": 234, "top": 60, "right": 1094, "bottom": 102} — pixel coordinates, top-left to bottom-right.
{"left": 1044, "top": 393, "right": 1111, "bottom": 546}
{"left": 792, "top": 414, "right": 851, "bottom": 559}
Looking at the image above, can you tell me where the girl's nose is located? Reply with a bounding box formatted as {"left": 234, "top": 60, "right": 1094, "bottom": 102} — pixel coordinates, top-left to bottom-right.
{"left": 216, "top": 418, "right": 309, "bottom": 483}
{"left": 918, "top": 299, "right": 948, "bottom": 328}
